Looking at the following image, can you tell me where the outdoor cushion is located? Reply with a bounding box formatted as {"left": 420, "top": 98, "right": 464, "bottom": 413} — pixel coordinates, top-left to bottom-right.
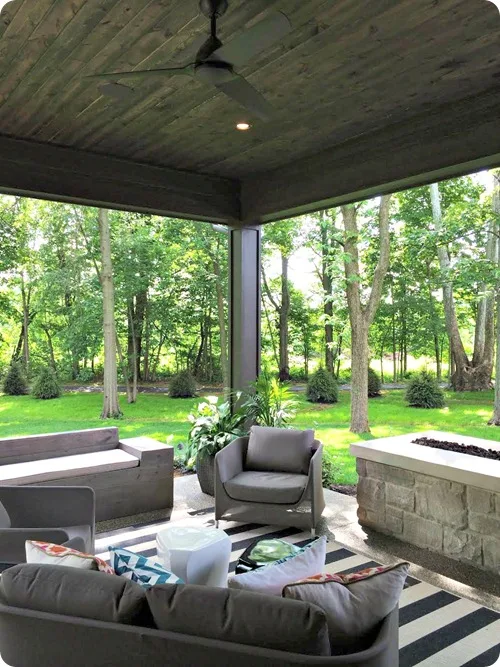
{"left": 0, "top": 500, "right": 10, "bottom": 528}
{"left": 1, "top": 563, "right": 154, "bottom": 627}
{"left": 110, "top": 547, "right": 183, "bottom": 588}
{"left": 283, "top": 562, "right": 409, "bottom": 655}
{"left": 0, "top": 449, "right": 138, "bottom": 484}
{"left": 60, "top": 524, "right": 92, "bottom": 547}
{"left": 25, "top": 541, "right": 113, "bottom": 574}
{"left": 229, "top": 536, "right": 327, "bottom": 596}
{"left": 245, "top": 426, "right": 314, "bottom": 474}
{"left": 147, "top": 583, "right": 330, "bottom": 656}
{"left": 224, "top": 470, "right": 307, "bottom": 505}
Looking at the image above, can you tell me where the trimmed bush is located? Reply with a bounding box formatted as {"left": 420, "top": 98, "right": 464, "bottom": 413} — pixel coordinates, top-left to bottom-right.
{"left": 3, "top": 363, "right": 28, "bottom": 396}
{"left": 322, "top": 448, "right": 339, "bottom": 487}
{"left": 368, "top": 368, "right": 382, "bottom": 397}
{"left": 75, "top": 368, "right": 94, "bottom": 383}
{"left": 405, "top": 370, "right": 445, "bottom": 409}
{"left": 31, "top": 367, "right": 61, "bottom": 400}
{"left": 169, "top": 370, "right": 197, "bottom": 398}
{"left": 306, "top": 367, "right": 338, "bottom": 404}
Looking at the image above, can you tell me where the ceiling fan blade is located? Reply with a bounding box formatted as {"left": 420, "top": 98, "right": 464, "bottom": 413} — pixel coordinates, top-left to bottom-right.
{"left": 87, "top": 65, "right": 195, "bottom": 81}
{"left": 216, "top": 74, "right": 274, "bottom": 122}
{"left": 210, "top": 12, "right": 292, "bottom": 68}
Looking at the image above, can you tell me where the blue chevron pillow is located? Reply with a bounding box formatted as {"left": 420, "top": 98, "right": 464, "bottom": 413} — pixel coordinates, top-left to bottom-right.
{"left": 110, "top": 547, "right": 184, "bottom": 589}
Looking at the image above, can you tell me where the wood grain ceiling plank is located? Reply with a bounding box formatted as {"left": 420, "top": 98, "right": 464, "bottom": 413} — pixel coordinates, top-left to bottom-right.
{"left": 56, "top": 0, "right": 280, "bottom": 149}
{"left": 133, "top": 0, "right": 477, "bottom": 169}
{"left": 0, "top": 0, "right": 122, "bottom": 130}
{"left": 18, "top": 0, "right": 196, "bottom": 141}
{"left": 0, "top": 0, "right": 24, "bottom": 41}
{"left": 191, "top": 16, "right": 500, "bottom": 175}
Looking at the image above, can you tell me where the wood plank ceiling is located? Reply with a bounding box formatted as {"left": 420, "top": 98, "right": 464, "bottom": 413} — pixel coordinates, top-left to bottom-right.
{"left": 0, "top": 0, "right": 500, "bottom": 221}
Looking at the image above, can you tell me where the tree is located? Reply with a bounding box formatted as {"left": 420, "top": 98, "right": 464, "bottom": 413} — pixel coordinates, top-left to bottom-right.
{"left": 342, "top": 196, "right": 392, "bottom": 433}
{"left": 98, "top": 209, "right": 122, "bottom": 419}
{"left": 489, "top": 170, "right": 500, "bottom": 425}
{"left": 430, "top": 182, "right": 495, "bottom": 390}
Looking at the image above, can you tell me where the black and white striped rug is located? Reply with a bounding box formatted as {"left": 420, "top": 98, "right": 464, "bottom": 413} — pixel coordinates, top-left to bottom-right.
{"left": 96, "top": 509, "right": 500, "bottom": 667}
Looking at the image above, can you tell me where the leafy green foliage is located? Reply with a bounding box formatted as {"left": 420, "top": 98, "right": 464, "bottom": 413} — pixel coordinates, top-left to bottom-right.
{"left": 169, "top": 370, "right": 197, "bottom": 398}
{"left": 31, "top": 367, "right": 61, "bottom": 400}
{"left": 322, "top": 448, "right": 341, "bottom": 487}
{"left": 307, "top": 367, "right": 338, "bottom": 403}
{"left": 75, "top": 368, "right": 94, "bottom": 383}
{"left": 3, "top": 363, "right": 28, "bottom": 396}
{"left": 368, "top": 368, "right": 382, "bottom": 397}
{"left": 180, "top": 396, "right": 246, "bottom": 468}
{"left": 242, "top": 372, "right": 297, "bottom": 427}
{"left": 405, "top": 371, "right": 445, "bottom": 408}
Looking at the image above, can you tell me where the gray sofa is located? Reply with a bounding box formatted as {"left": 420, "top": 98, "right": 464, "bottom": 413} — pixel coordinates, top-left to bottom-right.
{"left": 0, "top": 485, "right": 95, "bottom": 564}
{"left": 0, "top": 427, "right": 174, "bottom": 521}
{"left": 0, "top": 564, "right": 399, "bottom": 667}
{"left": 215, "top": 433, "right": 325, "bottom": 533}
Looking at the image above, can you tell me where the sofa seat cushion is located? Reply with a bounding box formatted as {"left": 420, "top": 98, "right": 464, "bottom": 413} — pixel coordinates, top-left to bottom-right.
{"left": 1, "top": 563, "right": 154, "bottom": 627}
{"left": 147, "top": 583, "right": 330, "bottom": 656}
{"left": 0, "top": 449, "right": 139, "bottom": 485}
{"left": 224, "top": 471, "right": 307, "bottom": 505}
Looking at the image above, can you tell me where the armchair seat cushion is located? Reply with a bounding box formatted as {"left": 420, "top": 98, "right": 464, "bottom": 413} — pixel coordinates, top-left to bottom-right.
{"left": 224, "top": 471, "right": 307, "bottom": 505}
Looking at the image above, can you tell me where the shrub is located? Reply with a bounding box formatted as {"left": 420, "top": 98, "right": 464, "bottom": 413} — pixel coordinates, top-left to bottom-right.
{"left": 3, "top": 363, "right": 28, "bottom": 396}
{"left": 322, "top": 448, "right": 340, "bottom": 487}
{"left": 405, "top": 371, "right": 445, "bottom": 409}
{"left": 169, "top": 370, "right": 197, "bottom": 398}
{"left": 306, "top": 368, "right": 338, "bottom": 403}
{"left": 337, "top": 369, "right": 351, "bottom": 384}
{"left": 31, "top": 367, "right": 61, "bottom": 400}
{"left": 368, "top": 368, "right": 382, "bottom": 397}
{"left": 242, "top": 372, "right": 297, "bottom": 428}
{"left": 75, "top": 368, "right": 94, "bottom": 383}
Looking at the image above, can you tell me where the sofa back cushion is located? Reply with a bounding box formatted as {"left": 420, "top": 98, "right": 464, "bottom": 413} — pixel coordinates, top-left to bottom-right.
{"left": 0, "top": 427, "right": 119, "bottom": 465}
{"left": 0, "top": 564, "right": 153, "bottom": 627}
{"left": 147, "top": 583, "right": 330, "bottom": 656}
{"left": 245, "top": 426, "right": 314, "bottom": 474}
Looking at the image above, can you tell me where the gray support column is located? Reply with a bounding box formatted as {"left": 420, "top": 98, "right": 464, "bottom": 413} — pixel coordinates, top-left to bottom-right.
{"left": 229, "top": 227, "right": 261, "bottom": 394}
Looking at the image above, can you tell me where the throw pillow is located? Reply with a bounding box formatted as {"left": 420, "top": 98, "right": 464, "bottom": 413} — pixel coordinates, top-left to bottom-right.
{"left": 110, "top": 546, "right": 183, "bottom": 588}
{"left": 1, "top": 563, "right": 154, "bottom": 627}
{"left": 229, "top": 535, "right": 326, "bottom": 596}
{"left": 147, "top": 583, "right": 330, "bottom": 656}
{"left": 245, "top": 425, "right": 314, "bottom": 474}
{"left": 25, "top": 540, "right": 114, "bottom": 574}
{"left": 0, "top": 500, "right": 10, "bottom": 528}
{"left": 283, "top": 562, "right": 409, "bottom": 654}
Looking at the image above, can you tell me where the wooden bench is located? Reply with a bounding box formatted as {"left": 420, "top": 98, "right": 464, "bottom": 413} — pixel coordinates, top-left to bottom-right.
{"left": 0, "top": 428, "right": 174, "bottom": 521}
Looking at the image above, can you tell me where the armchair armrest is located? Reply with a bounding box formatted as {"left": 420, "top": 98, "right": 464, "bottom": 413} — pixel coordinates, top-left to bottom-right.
{"left": 0, "top": 486, "right": 95, "bottom": 533}
{"left": 308, "top": 441, "right": 323, "bottom": 483}
{"left": 215, "top": 437, "right": 247, "bottom": 484}
{"left": 0, "top": 528, "right": 71, "bottom": 564}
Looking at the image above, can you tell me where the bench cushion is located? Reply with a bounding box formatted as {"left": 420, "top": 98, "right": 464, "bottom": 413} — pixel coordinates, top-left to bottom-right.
{"left": 0, "top": 449, "right": 139, "bottom": 485}
{"left": 224, "top": 471, "right": 307, "bottom": 505}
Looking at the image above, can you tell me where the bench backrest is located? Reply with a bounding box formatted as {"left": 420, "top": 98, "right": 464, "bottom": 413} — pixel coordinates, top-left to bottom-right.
{"left": 0, "top": 428, "right": 120, "bottom": 465}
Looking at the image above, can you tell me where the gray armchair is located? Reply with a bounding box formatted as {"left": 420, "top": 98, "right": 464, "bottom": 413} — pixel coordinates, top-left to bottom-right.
{"left": 215, "top": 432, "right": 325, "bottom": 534}
{"left": 0, "top": 486, "right": 95, "bottom": 565}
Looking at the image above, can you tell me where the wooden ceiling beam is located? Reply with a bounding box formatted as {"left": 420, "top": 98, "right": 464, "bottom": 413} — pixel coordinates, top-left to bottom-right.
{"left": 0, "top": 135, "right": 239, "bottom": 223}
{"left": 240, "top": 88, "right": 500, "bottom": 223}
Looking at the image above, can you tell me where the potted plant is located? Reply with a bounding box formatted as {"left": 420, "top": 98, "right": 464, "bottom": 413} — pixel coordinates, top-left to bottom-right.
{"left": 186, "top": 396, "right": 246, "bottom": 496}
{"left": 241, "top": 372, "right": 298, "bottom": 427}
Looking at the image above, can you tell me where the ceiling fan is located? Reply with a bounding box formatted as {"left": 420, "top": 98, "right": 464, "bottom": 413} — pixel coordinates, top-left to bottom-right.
{"left": 87, "top": 0, "right": 292, "bottom": 122}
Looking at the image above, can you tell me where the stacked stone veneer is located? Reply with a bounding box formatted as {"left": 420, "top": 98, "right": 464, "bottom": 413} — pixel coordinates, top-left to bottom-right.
{"left": 356, "top": 459, "right": 500, "bottom": 572}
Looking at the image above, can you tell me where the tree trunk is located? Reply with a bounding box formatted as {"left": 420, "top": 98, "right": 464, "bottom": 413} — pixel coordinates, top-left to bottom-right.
{"left": 213, "top": 256, "right": 229, "bottom": 389}
{"left": 98, "top": 209, "right": 122, "bottom": 419}
{"left": 321, "top": 219, "right": 335, "bottom": 373}
{"left": 42, "top": 326, "right": 57, "bottom": 371}
{"left": 127, "top": 302, "right": 138, "bottom": 403}
{"left": 350, "top": 322, "right": 370, "bottom": 433}
{"left": 279, "top": 253, "right": 290, "bottom": 381}
{"left": 342, "top": 195, "right": 392, "bottom": 434}
{"left": 20, "top": 275, "right": 30, "bottom": 371}
{"left": 489, "top": 170, "right": 500, "bottom": 424}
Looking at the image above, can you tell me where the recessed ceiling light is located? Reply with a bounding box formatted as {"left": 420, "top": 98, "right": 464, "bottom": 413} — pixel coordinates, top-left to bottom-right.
{"left": 236, "top": 122, "right": 251, "bottom": 131}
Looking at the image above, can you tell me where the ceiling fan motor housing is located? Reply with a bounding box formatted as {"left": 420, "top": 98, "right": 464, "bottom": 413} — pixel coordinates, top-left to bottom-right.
{"left": 199, "top": 0, "right": 228, "bottom": 19}
{"left": 195, "top": 61, "right": 235, "bottom": 85}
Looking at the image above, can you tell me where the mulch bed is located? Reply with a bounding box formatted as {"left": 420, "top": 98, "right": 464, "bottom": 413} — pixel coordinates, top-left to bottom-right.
{"left": 412, "top": 436, "right": 500, "bottom": 461}
{"left": 330, "top": 484, "right": 357, "bottom": 496}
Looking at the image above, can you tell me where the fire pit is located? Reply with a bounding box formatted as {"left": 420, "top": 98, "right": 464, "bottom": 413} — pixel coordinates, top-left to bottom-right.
{"left": 350, "top": 431, "right": 500, "bottom": 573}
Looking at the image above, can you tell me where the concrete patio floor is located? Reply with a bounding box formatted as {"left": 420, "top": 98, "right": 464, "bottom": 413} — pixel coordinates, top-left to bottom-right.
{"left": 98, "top": 474, "right": 500, "bottom": 613}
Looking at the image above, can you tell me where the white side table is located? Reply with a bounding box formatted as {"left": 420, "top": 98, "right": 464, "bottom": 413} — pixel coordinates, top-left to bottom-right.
{"left": 156, "top": 525, "right": 231, "bottom": 587}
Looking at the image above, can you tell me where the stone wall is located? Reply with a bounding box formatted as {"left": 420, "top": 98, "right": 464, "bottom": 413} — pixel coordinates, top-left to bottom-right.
{"left": 356, "top": 459, "right": 500, "bottom": 572}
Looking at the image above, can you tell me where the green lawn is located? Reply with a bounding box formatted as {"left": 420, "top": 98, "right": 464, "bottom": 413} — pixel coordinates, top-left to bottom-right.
{"left": 0, "top": 389, "right": 498, "bottom": 485}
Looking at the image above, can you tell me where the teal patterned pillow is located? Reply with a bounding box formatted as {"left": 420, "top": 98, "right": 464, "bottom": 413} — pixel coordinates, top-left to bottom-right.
{"left": 110, "top": 547, "right": 183, "bottom": 589}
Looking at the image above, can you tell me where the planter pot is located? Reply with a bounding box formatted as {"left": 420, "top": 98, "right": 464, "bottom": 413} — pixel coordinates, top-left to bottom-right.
{"left": 196, "top": 453, "right": 215, "bottom": 496}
